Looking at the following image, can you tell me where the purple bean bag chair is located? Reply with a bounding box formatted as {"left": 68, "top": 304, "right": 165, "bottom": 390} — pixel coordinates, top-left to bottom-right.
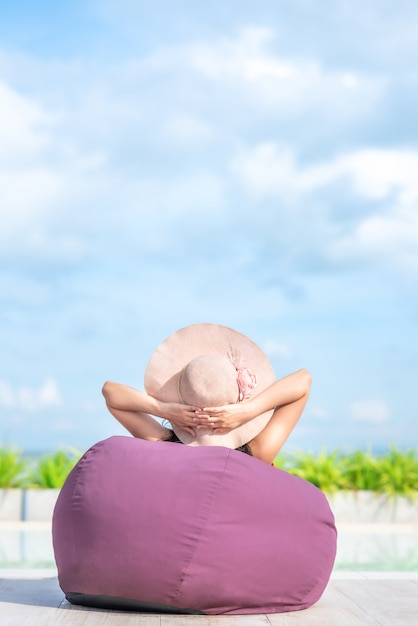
{"left": 52, "top": 436, "right": 336, "bottom": 615}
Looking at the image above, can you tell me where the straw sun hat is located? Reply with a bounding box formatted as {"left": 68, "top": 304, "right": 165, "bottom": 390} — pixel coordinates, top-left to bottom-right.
{"left": 144, "top": 323, "right": 275, "bottom": 449}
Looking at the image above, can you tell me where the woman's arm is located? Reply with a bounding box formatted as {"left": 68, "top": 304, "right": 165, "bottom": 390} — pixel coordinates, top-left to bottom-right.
{"left": 197, "top": 369, "right": 312, "bottom": 464}
{"left": 102, "top": 381, "right": 169, "bottom": 440}
{"left": 102, "top": 381, "right": 201, "bottom": 439}
{"left": 249, "top": 370, "right": 311, "bottom": 464}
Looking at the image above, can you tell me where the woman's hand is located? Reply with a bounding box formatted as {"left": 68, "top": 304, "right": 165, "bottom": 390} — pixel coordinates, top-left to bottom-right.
{"left": 194, "top": 403, "right": 253, "bottom": 434}
{"left": 158, "top": 402, "right": 204, "bottom": 437}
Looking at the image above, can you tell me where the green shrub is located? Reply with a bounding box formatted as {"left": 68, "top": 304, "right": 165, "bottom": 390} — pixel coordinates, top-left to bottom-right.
{"left": 0, "top": 447, "right": 29, "bottom": 488}
{"left": 341, "top": 449, "right": 381, "bottom": 491}
{"left": 373, "top": 446, "right": 418, "bottom": 498}
{"left": 284, "top": 450, "right": 351, "bottom": 494}
{"left": 274, "top": 445, "right": 418, "bottom": 497}
{"left": 30, "top": 449, "right": 81, "bottom": 489}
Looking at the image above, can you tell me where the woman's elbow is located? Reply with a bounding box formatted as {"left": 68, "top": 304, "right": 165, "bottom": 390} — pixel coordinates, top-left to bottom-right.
{"left": 102, "top": 380, "right": 114, "bottom": 402}
{"left": 299, "top": 369, "right": 312, "bottom": 393}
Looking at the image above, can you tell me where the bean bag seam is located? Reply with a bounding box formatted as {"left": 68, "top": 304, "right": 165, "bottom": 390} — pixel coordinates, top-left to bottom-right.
{"left": 171, "top": 448, "right": 231, "bottom": 607}
{"left": 69, "top": 442, "right": 102, "bottom": 594}
{"left": 54, "top": 450, "right": 84, "bottom": 595}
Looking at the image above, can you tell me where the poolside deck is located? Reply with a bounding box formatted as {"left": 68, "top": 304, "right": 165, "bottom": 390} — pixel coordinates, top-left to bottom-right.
{"left": 1, "top": 570, "right": 417, "bottom": 625}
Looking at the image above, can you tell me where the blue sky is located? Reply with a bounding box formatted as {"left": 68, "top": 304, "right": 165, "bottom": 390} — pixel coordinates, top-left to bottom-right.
{"left": 1, "top": 1, "right": 417, "bottom": 455}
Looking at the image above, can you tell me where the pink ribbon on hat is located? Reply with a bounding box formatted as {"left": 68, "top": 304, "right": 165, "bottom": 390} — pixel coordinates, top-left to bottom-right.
{"left": 228, "top": 345, "right": 258, "bottom": 401}
{"left": 236, "top": 367, "right": 257, "bottom": 401}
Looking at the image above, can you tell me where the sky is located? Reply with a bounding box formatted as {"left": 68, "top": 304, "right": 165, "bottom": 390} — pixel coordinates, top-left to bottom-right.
{"left": 0, "top": 0, "right": 417, "bottom": 455}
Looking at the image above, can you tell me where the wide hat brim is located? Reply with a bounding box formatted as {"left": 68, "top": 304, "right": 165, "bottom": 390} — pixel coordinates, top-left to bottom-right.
{"left": 144, "top": 323, "right": 275, "bottom": 449}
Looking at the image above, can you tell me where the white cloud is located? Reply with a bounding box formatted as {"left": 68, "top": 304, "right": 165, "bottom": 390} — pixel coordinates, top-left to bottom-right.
{"left": 190, "top": 27, "right": 293, "bottom": 82}
{"left": 120, "top": 170, "right": 225, "bottom": 220}
{"left": 328, "top": 150, "right": 418, "bottom": 272}
{"left": 329, "top": 204, "right": 418, "bottom": 272}
{"left": 0, "top": 81, "right": 69, "bottom": 255}
{"left": 349, "top": 399, "right": 390, "bottom": 424}
{"left": 231, "top": 143, "right": 418, "bottom": 272}
{"left": 160, "top": 114, "right": 215, "bottom": 146}
{"left": 0, "top": 26, "right": 412, "bottom": 279}
{"left": 0, "top": 81, "right": 66, "bottom": 249}
{"left": 0, "top": 168, "right": 63, "bottom": 228}
{"left": 337, "top": 149, "right": 418, "bottom": 203}
{"left": 0, "top": 80, "right": 48, "bottom": 159}
{"left": 230, "top": 143, "right": 295, "bottom": 199}
{"left": 0, "top": 378, "right": 62, "bottom": 412}
{"left": 184, "top": 27, "right": 383, "bottom": 116}
{"left": 231, "top": 143, "right": 418, "bottom": 202}
{"left": 0, "top": 25, "right": 387, "bottom": 267}
{"left": 0, "top": 80, "right": 109, "bottom": 261}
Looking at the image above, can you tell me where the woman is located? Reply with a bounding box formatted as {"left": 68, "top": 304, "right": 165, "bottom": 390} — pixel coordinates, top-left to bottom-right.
{"left": 102, "top": 323, "right": 311, "bottom": 465}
